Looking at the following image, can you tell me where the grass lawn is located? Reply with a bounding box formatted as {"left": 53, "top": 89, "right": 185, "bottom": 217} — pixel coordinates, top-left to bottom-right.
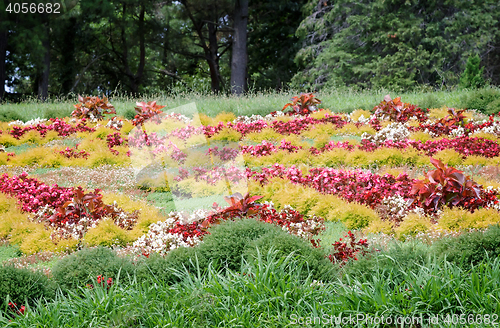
{"left": 0, "top": 88, "right": 479, "bottom": 121}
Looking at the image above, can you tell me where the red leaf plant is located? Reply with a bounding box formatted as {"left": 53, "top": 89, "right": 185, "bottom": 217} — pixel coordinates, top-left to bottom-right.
{"left": 410, "top": 157, "right": 488, "bottom": 214}
{"left": 282, "top": 93, "right": 322, "bottom": 116}
{"left": 222, "top": 192, "right": 264, "bottom": 217}
{"left": 132, "top": 101, "right": 166, "bottom": 126}
{"left": 328, "top": 231, "right": 369, "bottom": 266}
{"left": 373, "top": 95, "right": 428, "bottom": 123}
{"left": 201, "top": 192, "right": 264, "bottom": 229}
{"left": 72, "top": 95, "right": 116, "bottom": 121}
{"left": 48, "top": 187, "right": 138, "bottom": 239}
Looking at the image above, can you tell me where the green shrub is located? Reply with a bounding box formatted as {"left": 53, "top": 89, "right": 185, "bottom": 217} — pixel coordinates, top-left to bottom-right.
{"left": 0, "top": 110, "right": 25, "bottom": 123}
{"left": 432, "top": 224, "right": 500, "bottom": 268}
{"left": 462, "top": 88, "right": 500, "bottom": 115}
{"left": 460, "top": 54, "right": 485, "bottom": 89}
{"left": 244, "top": 230, "right": 334, "bottom": 281}
{"left": 0, "top": 265, "right": 55, "bottom": 306}
{"left": 51, "top": 247, "right": 135, "bottom": 291}
{"left": 197, "top": 219, "right": 283, "bottom": 271}
{"left": 486, "top": 98, "right": 500, "bottom": 115}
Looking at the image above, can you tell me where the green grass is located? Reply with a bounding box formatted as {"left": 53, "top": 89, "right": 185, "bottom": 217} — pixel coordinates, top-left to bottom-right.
{"left": 0, "top": 245, "right": 21, "bottom": 263}
{"left": 147, "top": 192, "right": 235, "bottom": 215}
{"left": 3, "top": 143, "right": 39, "bottom": 155}
{"left": 1, "top": 249, "right": 499, "bottom": 327}
{"left": 0, "top": 88, "right": 479, "bottom": 121}
{"left": 317, "top": 221, "right": 347, "bottom": 248}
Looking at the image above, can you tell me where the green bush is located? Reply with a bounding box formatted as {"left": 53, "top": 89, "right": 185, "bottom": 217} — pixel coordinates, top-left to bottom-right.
{"left": 0, "top": 265, "right": 55, "bottom": 306}
{"left": 197, "top": 219, "right": 284, "bottom": 272}
{"left": 486, "top": 98, "right": 500, "bottom": 115}
{"left": 433, "top": 224, "right": 500, "bottom": 268}
{"left": 460, "top": 54, "right": 485, "bottom": 89}
{"left": 461, "top": 88, "right": 500, "bottom": 115}
{"left": 0, "top": 110, "right": 25, "bottom": 123}
{"left": 0, "top": 245, "right": 21, "bottom": 263}
{"left": 244, "top": 230, "right": 334, "bottom": 281}
{"left": 51, "top": 247, "right": 135, "bottom": 291}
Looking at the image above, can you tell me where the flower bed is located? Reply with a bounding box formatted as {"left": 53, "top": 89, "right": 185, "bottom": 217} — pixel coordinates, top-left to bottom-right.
{"left": 1, "top": 94, "right": 500, "bottom": 258}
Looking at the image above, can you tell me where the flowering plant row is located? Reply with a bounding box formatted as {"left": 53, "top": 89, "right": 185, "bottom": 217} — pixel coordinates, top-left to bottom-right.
{"left": 0, "top": 173, "right": 139, "bottom": 240}
{"left": 133, "top": 199, "right": 325, "bottom": 257}
{"left": 247, "top": 162, "right": 498, "bottom": 214}
{"left": 9, "top": 118, "right": 95, "bottom": 139}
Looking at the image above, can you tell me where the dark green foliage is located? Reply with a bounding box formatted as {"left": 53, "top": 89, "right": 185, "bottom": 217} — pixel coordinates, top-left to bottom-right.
{"left": 198, "top": 219, "right": 280, "bottom": 271}
{"left": 136, "top": 247, "right": 206, "bottom": 285}
{"left": 247, "top": 0, "right": 307, "bottom": 90}
{"left": 244, "top": 230, "right": 334, "bottom": 281}
{"left": 0, "top": 109, "right": 25, "bottom": 122}
{"left": 460, "top": 55, "right": 485, "bottom": 89}
{"left": 294, "top": 0, "right": 500, "bottom": 91}
{"left": 461, "top": 88, "right": 500, "bottom": 115}
{"left": 51, "top": 247, "right": 135, "bottom": 291}
{"left": 433, "top": 224, "right": 500, "bottom": 268}
{"left": 43, "top": 108, "right": 72, "bottom": 119}
{"left": 0, "top": 265, "right": 55, "bottom": 306}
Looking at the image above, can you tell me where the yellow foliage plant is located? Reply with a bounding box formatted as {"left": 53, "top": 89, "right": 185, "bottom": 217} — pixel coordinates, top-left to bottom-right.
{"left": 102, "top": 192, "right": 166, "bottom": 238}
{"left": 432, "top": 149, "right": 464, "bottom": 167}
{"left": 214, "top": 111, "right": 237, "bottom": 123}
{"left": 437, "top": 207, "right": 500, "bottom": 231}
{"left": 394, "top": 213, "right": 432, "bottom": 240}
{"left": 350, "top": 109, "right": 372, "bottom": 122}
{"left": 209, "top": 128, "right": 242, "bottom": 142}
{"left": 244, "top": 128, "right": 282, "bottom": 143}
{"left": 84, "top": 219, "right": 133, "bottom": 247}
{"left": 363, "top": 217, "right": 394, "bottom": 235}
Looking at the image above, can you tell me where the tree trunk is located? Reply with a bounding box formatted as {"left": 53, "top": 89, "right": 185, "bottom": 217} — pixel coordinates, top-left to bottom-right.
{"left": 60, "top": 17, "right": 77, "bottom": 95}
{"left": 230, "top": 0, "right": 248, "bottom": 95}
{"left": 133, "top": 5, "right": 146, "bottom": 95}
{"left": 207, "top": 21, "right": 221, "bottom": 93}
{"left": 38, "top": 27, "right": 50, "bottom": 101}
{"left": 0, "top": 30, "right": 7, "bottom": 101}
{"left": 122, "top": 4, "right": 146, "bottom": 96}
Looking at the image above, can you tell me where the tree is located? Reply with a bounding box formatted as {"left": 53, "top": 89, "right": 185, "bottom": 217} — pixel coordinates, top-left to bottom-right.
{"left": 1, "top": 0, "right": 79, "bottom": 99}
{"left": 0, "top": 30, "right": 7, "bottom": 101}
{"left": 165, "top": 0, "right": 233, "bottom": 93}
{"left": 76, "top": 0, "right": 162, "bottom": 95}
{"left": 246, "top": 0, "right": 306, "bottom": 91}
{"left": 36, "top": 23, "right": 50, "bottom": 100}
{"left": 293, "top": 0, "right": 500, "bottom": 91}
{"left": 460, "top": 55, "right": 485, "bottom": 89}
{"left": 230, "top": 0, "right": 248, "bottom": 95}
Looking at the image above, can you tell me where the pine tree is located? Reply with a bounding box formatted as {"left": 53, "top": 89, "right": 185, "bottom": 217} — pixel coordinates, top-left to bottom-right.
{"left": 460, "top": 55, "right": 485, "bottom": 89}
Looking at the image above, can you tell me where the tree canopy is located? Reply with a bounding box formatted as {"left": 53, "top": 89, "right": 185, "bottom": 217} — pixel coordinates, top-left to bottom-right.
{"left": 1, "top": 0, "right": 500, "bottom": 100}
{"left": 292, "top": 0, "right": 500, "bottom": 91}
